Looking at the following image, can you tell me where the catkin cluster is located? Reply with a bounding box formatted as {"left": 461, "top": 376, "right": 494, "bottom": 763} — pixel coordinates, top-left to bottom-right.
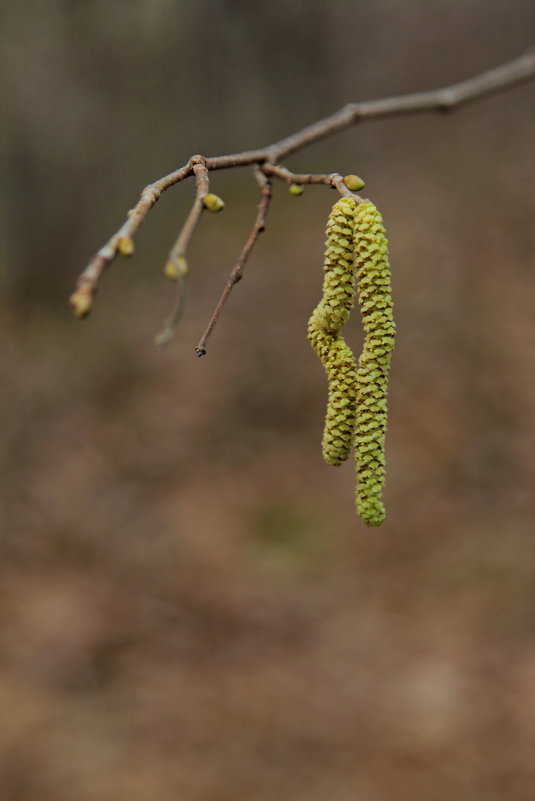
{"left": 308, "top": 196, "right": 395, "bottom": 526}
{"left": 307, "top": 197, "right": 359, "bottom": 466}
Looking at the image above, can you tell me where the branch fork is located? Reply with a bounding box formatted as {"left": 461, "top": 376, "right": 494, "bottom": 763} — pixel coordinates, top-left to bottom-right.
{"left": 71, "top": 49, "right": 535, "bottom": 348}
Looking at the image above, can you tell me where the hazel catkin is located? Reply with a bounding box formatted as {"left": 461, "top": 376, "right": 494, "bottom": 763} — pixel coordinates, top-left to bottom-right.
{"left": 353, "top": 201, "right": 395, "bottom": 526}
{"left": 308, "top": 318, "right": 358, "bottom": 466}
{"left": 314, "top": 197, "right": 358, "bottom": 333}
{"left": 308, "top": 196, "right": 359, "bottom": 466}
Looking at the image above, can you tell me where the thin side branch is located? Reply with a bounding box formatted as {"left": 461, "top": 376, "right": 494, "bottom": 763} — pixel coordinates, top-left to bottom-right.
{"left": 195, "top": 167, "right": 272, "bottom": 356}
{"left": 262, "top": 164, "right": 363, "bottom": 199}
{"left": 70, "top": 160, "right": 195, "bottom": 317}
{"left": 73, "top": 48, "right": 535, "bottom": 320}
{"left": 154, "top": 276, "right": 188, "bottom": 349}
{"left": 154, "top": 158, "right": 212, "bottom": 347}
{"left": 166, "top": 156, "right": 209, "bottom": 271}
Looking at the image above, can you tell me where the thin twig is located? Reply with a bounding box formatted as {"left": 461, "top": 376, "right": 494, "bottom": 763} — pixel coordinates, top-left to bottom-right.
{"left": 262, "top": 164, "right": 363, "bottom": 199}
{"left": 153, "top": 276, "right": 188, "bottom": 349}
{"left": 154, "top": 158, "right": 212, "bottom": 347}
{"left": 166, "top": 156, "right": 209, "bottom": 270}
{"left": 70, "top": 160, "right": 195, "bottom": 316}
{"left": 195, "top": 167, "right": 272, "bottom": 356}
{"left": 265, "top": 47, "right": 535, "bottom": 161}
{"left": 72, "top": 48, "right": 535, "bottom": 318}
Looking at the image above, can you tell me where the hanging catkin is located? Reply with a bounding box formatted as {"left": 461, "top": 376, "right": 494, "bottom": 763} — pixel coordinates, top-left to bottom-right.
{"left": 353, "top": 201, "right": 395, "bottom": 526}
{"left": 307, "top": 197, "right": 358, "bottom": 466}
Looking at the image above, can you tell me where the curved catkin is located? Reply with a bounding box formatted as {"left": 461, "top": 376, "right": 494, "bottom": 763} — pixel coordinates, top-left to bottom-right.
{"left": 353, "top": 201, "right": 395, "bottom": 526}
{"left": 308, "top": 196, "right": 358, "bottom": 466}
{"left": 308, "top": 314, "right": 358, "bottom": 466}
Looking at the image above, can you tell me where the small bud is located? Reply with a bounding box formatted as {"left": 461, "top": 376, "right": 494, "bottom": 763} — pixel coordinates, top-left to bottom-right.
{"left": 164, "top": 256, "right": 189, "bottom": 281}
{"left": 343, "top": 175, "right": 366, "bottom": 191}
{"left": 203, "top": 193, "right": 225, "bottom": 213}
{"left": 117, "top": 236, "right": 135, "bottom": 257}
{"left": 308, "top": 197, "right": 359, "bottom": 468}
{"left": 288, "top": 183, "right": 304, "bottom": 196}
{"left": 70, "top": 291, "right": 93, "bottom": 319}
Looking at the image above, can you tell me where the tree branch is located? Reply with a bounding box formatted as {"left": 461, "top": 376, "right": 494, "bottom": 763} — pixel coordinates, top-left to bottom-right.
{"left": 71, "top": 48, "right": 535, "bottom": 325}
{"left": 165, "top": 156, "right": 210, "bottom": 274}
{"left": 261, "top": 164, "right": 360, "bottom": 198}
{"left": 195, "top": 167, "right": 272, "bottom": 356}
{"left": 265, "top": 47, "right": 535, "bottom": 161}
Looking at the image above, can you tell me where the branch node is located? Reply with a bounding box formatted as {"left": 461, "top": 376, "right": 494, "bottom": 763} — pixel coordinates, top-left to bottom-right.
{"left": 74, "top": 50, "right": 535, "bottom": 339}
{"left": 437, "top": 89, "right": 456, "bottom": 111}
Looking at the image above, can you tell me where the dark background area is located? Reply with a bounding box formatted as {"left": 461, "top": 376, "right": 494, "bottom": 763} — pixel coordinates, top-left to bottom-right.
{"left": 1, "top": 2, "right": 535, "bottom": 799}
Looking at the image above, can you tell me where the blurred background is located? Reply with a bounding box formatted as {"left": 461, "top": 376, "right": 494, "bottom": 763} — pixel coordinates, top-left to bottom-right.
{"left": 1, "top": 1, "right": 535, "bottom": 799}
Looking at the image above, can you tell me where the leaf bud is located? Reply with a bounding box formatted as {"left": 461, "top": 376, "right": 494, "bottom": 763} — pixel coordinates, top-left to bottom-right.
{"left": 288, "top": 183, "right": 304, "bottom": 196}
{"left": 164, "top": 256, "right": 188, "bottom": 281}
{"left": 117, "top": 236, "right": 135, "bottom": 257}
{"left": 70, "top": 291, "right": 93, "bottom": 319}
{"left": 343, "top": 175, "right": 366, "bottom": 191}
{"left": 203, "top": 193, "right": 225, "bottom": 212}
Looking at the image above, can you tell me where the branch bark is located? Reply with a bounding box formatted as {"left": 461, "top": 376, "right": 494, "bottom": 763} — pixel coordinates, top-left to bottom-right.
{"left": 195, "top": 167, "right": 272, "bottom": 356}
{"left": 71, "top": 48, "right": 535, "bottom": 332}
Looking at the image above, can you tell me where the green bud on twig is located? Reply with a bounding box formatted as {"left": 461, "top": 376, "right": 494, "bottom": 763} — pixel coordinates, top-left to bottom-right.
{"left": 164, "top": 256, "right": 189, "bottom": 281}
{"left": 70, "top": 291, "right": 93, "bottom": 319}
{"left": 203, "top": 193, "right": 225, "bottom": 213}
{"left": 288, "top": 183, "right": 304, "bottom": 196}
{"left": 343, "top": 175, "right": 366, "bottom": 191}
{"left": 117, "top": 236, "right": 135, "bottom": 257}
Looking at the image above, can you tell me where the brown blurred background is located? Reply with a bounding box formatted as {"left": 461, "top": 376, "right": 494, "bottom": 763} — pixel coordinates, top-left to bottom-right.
{"left": 1, "top": 1, "right": 535, "bottom": 799}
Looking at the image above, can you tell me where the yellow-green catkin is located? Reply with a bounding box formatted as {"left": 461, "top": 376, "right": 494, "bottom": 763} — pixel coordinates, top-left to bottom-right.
{"left": 308, "top": 321, "right": 358, "bottom": 466}
{"left": 315, "top": 197, "right": 358, "bottom": 333}
{"left": 308, "top": 196, "right": 359, "bottom": 466}
{"left": 353, "top": 201, "right": 395, "bottom": 526}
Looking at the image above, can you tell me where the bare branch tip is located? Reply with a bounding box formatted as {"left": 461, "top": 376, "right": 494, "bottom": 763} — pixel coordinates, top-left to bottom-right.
{"left": 77, "top": 49, "right": 535, "bottom": 351}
